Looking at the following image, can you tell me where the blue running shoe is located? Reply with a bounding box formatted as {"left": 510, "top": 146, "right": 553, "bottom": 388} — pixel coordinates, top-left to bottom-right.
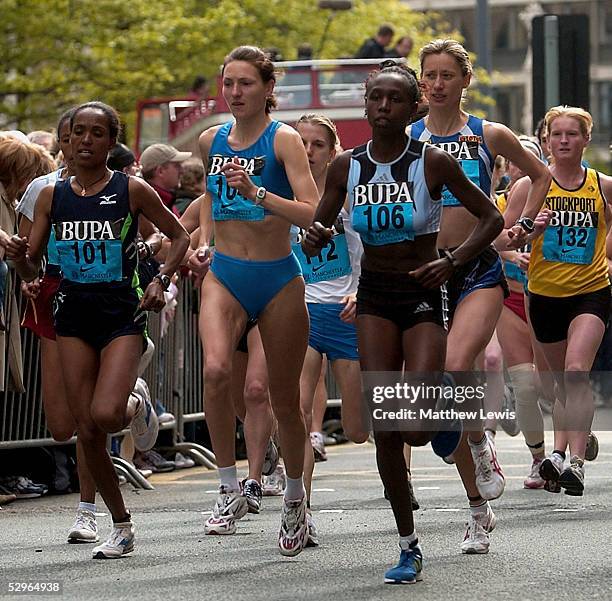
{"left": 384, "top": 545, "right": 423, "bottom": 584}
{"left": 431, "top": 372, "right": 462, "bottom": 459}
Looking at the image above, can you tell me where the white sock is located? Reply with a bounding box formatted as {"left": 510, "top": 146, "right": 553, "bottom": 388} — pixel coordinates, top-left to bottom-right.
{"left": 469, "top": 499, "right": 490, "bottom": 518}
{"left": 284, "top": 476, "right": 305, "bottom": 501}
{"left": 78, "top": 501, "right": 96, "bottom": 513}
{"left": 399, "top": 531, "right": 418, "bottom": 550}
{"left": 218, "top": 465, "right": 240, "bottom": 492}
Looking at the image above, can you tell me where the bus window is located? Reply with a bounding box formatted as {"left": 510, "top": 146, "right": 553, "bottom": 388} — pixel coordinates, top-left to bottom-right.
{"left": 275, "top": 70, "right": 312, "bottom": 109}
{"left": 319, "top": 68, "right": 366, "bottom": 107}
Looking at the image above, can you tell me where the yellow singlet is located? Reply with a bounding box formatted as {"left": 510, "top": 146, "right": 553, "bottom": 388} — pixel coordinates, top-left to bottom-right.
{"left": 495, "top": 191, "right": 507, "bottom": 215}
{"left": 528, "top": 168, "right": 609, "bottom": 297}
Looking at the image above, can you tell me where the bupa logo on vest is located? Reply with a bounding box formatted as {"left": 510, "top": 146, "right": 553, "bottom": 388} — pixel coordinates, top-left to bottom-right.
{"left": 353, "top": 182, "right": 413, "bottom": 206}
{"left": 207, "top": 155, "right": 266, "bottom": 176}
{"left": 54, "top": 219, "right": 124, "bottom": 241}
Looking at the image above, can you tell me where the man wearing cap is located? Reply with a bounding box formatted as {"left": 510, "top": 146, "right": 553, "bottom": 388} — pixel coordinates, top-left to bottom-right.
{"left": 140, "top": 143, "right": 191, "bottom": 214}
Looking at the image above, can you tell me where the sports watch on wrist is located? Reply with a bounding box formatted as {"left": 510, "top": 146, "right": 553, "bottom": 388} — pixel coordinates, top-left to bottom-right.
{"left": 153, "top": 273, "right": 171, "bottom": 291}
{"left": 254, "top": 186, "right": 267, "bottom": 205}
{"left": 515, "top": 216, "right": 535, "bottom": 233}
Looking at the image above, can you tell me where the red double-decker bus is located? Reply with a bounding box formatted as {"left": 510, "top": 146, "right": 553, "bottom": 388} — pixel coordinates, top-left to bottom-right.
{"left": 134, "top": 59, "right": 385, "bottom": 156}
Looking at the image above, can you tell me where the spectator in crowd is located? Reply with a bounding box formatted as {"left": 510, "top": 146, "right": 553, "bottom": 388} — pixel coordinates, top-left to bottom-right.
{"left": 0, "top": 137, "right": 54, "bottom": 391}
{"left": 173, "top": 158, "right": 204, "bottom": 215}
{"left": 188, "top": 76, "right": 210, "bottom": 101}
{"left": 386, "top": 35, "right": 413, "bottom": 59}
{"left": 27, "top": 130, "right": 57, "bottom": 156}
{"left": 107, "top": 143, "right": 140, "bottom": 176}
{"left": 140, "top": 143, "right": 191, "bottom": 214}
{"left": 297, "top": 43, "right": 313, "bottom": 60}
{"left": 355, "top": 24, "right": 394, "bottom": 59}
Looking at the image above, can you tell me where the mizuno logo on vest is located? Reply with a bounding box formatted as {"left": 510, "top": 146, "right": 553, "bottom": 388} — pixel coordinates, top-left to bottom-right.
{"left": 100, "top": 194, "right": 117, "bottom": 204}
{"left": 353, "top": 182, "right": 413, "bottom": 205}
{"left": 55, "top": 220, "right": 122, "bottom": 241}
{"left": 207, "top": 155, "right": 265, "bottom": 176}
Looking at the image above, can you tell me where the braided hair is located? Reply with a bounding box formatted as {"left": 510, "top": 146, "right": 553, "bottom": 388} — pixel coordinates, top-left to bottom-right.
{"left": 365, "top": 60, "right": 421, "bottom": 104}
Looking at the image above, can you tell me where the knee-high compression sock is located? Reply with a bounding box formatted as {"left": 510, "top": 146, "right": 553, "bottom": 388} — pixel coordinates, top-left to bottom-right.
{"left": 508, "top": 364, "right": 544, "bottom": 453}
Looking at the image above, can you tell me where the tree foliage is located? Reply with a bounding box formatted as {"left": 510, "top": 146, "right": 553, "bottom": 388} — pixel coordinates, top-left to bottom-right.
{"left": 1, "top": 0, "right": 456, "bottom": 141}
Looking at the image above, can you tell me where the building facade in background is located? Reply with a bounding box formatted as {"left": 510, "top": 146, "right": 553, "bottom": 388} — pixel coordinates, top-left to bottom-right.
{"left": 406, "top": 0, "right": 611, "bottom": 156}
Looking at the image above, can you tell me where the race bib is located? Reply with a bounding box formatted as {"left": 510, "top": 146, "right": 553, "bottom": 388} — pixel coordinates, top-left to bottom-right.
{"left": 292, "top": 218, "right": 352, "bottom": 284}
{"left": 434, "top": 138, "right": 481, "bottom": 207}
{"left": 56, "top": 239, "right": 123, "bottom": 283}
{"left": 351, "top": 201, "right": 414, "bottom": 246}
{"left": 542, "top": 224, "right": 597, "bottom": 265}
{"left": 442, "top": 159, "right": 479, "bottom": 207}
{"left": 208, "top": 155, "right": 266, "bottom": 221}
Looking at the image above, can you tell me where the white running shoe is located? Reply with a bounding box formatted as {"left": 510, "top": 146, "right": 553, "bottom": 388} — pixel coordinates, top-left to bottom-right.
{"left": 469, "top": 435, "right": 505, "bottom": 500}
{"left": 278, "top": 496, "right": 308, "bottom": 557}
{"left": 539, "top": 452, "right": 565, "bottom": 493}
{"left": 460, "top": 507, "right": 497, "bottom": 554}
{"left": 263, "top": 465, "right": 286, "bottom": 497}
{"left": 262, "top": 439, "right": 280, "bottom": 476}
{"left": 310, "top": 432, "right": 327, "bottom": 462}
{"left": 68, "top": 508, "right": 99, "bottom": 543}
{"left": 242, "top": 479, "right": 263, "bottom": 514}
{"left": 306, "top": 510, "right": 319, "bottom": 547}
{"left": 92, "top": 521, "right": 134, "bottom": 559}
{"left": 523, "top": 457, "right": 545, "bottom": 489}
{"left": 204, "top": 485, "right": 248, "bottom": 535}
{"left": 130, "top": 378, "right": 159, "bottom": 452}
{"left": 559, "top": 456, "right": 585, "bottom": 496}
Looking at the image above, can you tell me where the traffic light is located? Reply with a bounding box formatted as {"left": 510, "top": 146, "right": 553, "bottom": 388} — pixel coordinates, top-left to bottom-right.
{"left": 532, "top": 14, "right": 590, "bottom": 131}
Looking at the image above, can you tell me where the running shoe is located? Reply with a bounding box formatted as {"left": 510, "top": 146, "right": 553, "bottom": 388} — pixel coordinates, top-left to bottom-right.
{"left": 384, "top": 545, "right": 423, "bottom": 584}
{"left": 262, "top": 438, "right": 280, "bottom": 476}
{"left": 242, "top": 478, "right": 263, "bottom": 514}
{"left": 263, "top": 465, "right": 286, "bottom": 496}
{"left": 585, "top": 432, "right": 599, "bottom": 462}
{"left": 205, "top": 485, "right": 248, "bottom": 535}
{"left": 523, "top": 457, "right": 546, "bottom": 489}
{"left": 134, "top": 450, "right": 175, "bottom": 473}
{"left": 500, "top": 384, "right": 520, "bottom": 436}
{"left": 310, "top": 432, "right": 327, "bottom": 462}
{"left": 558, "top": 456, "right": 585, "bottom": 496}
{"left": 468, "top": 435, "right": 505, "bottom": 500}
{"left": 539, "top": 452, "right": 564, "bottom": 494}
{"left": 92, "top": 521, "right": 134, "bottom": 559}
{"left": 68, "top": 508, "right": 99, "bottom": 543}
{"left": 174, "top": 452, "right": 195, "bottom": 469}
{"left": 278, "top": 496, "right": 308, "bottom": 557}
{"left": 0, "top": 476, "right": 47, "bottom": 499}
{"left": 460, "top": 506, "right": 497, "bottom": 554}
{"left": 130, "top": 379, "right": 159, "bottom": 452}
{"left": 306, "top": 509, "right": 319, "bottom": 547}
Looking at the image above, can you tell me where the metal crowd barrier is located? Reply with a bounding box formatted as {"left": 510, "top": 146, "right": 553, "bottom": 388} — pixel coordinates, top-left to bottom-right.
{"left": 0, "top": 269, "right": 217, "bottom": 491}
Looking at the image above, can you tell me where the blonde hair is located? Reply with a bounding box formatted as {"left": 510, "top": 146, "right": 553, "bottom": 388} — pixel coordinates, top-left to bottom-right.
{"left": 0, "top": 138, "right": 54, "bottom": 201}
{"left": 178, "top": 158, "right": 205, "bottom": 197}
{"left": 419, "top": 39, "right": 473, "bottom": 77}
{"left": 296, "top": 113, "right": 342, "bottom": 154}
{"left": 545, "top": 105, "right": 593, "bottom": 139}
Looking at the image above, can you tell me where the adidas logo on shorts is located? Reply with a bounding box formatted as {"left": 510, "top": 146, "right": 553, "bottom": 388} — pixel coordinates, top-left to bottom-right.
{"left": 413, "top": 302, "right": 432, "bottom": 314}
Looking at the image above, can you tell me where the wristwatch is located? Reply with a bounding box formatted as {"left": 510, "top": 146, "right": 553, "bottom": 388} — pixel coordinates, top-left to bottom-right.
{"left": 515, "top": 217, "right": 535, "bottom": 233}
{"left": 153, "top": 273, "right": 171, "bottom": 291}
{"left": 255, "top": 186, "right": 267, "bottom": 205}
